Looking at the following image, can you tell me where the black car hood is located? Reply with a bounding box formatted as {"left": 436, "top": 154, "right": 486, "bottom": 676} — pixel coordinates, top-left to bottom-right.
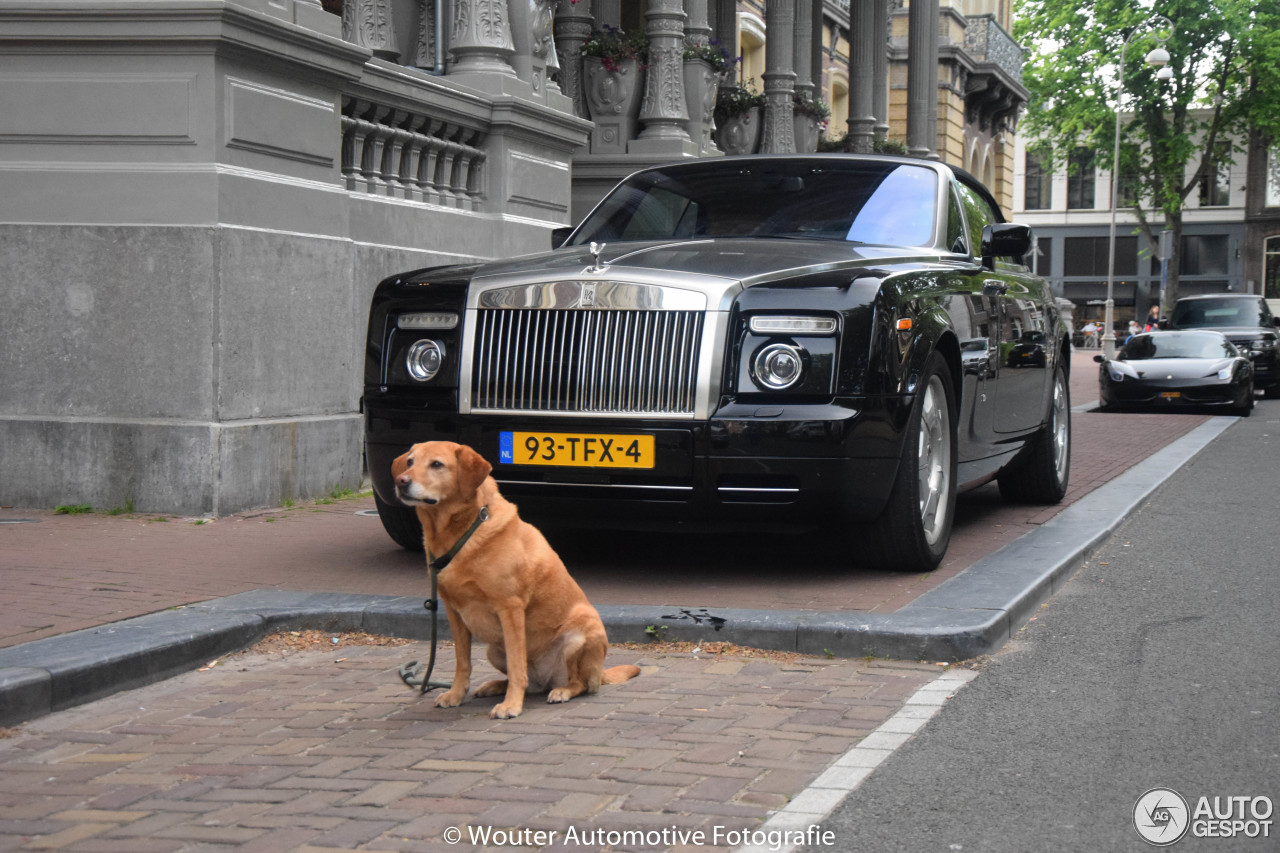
{"left": 1172, "top": 325, "right": 1276, "bottom": 340}
{"left": 1122, "top": 357, "right": 1237, "bottom": 379}
{"left": 467, "top": 238, "right": 947, "bottom": 286}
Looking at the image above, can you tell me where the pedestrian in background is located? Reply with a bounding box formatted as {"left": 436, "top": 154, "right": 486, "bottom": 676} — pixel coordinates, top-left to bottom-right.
{"left": 1144, "top": 304, "right": 1160, "bottom": 332}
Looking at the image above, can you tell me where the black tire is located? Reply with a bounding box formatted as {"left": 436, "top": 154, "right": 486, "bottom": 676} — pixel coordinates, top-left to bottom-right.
{"left": 1264, "top": 383, "right": 1280, "bottom": 400}
{"left": 859, "top": 352, "right": 957, "bottom": 573}
{"left": 1236, "top": 382, "right": 1255, "bottom": 416}
{"left": 998, "top": 361, "right": 1071, "bottom": 504}
{"left": 375, "top": 491, "right": 424, "bottom": 551}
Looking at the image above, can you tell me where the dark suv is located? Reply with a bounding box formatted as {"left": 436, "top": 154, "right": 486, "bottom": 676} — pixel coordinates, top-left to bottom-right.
{"left": 1163, "top": 294, "right": 1280, "bottom": 397}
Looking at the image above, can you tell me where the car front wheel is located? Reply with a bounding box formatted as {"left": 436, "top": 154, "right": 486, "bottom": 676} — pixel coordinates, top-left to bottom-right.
{"left": 998, "top": 360, "right": 1070, "bottom": 503}
{"left": 858, "top": 352, "right": 957, "bottom": 572}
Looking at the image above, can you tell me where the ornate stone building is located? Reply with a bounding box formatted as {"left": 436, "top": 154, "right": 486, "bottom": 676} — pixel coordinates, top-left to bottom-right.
{"left": 0, "top": 0, "right": 1028, "bottom": 515}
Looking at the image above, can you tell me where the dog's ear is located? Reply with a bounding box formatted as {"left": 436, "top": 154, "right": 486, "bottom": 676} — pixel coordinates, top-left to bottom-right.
{"left": 456, "top": 445, "right": 492, "bottom": 498}
{"left": 391, "top": 450, "right": 411, "bottom": 480}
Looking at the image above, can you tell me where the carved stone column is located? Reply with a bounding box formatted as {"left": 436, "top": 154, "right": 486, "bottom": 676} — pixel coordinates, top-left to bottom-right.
{"left": 793, "top": 0, "right": 814, "bottom": 102}
{"left": 873, "top": 0, "right": 890, "bottom": 138}
{"left": 907, "top": 0, "right": 939, "bottom": 158}
{"left": 847, "top": 0, "right": 876, "bottom": 152}
{"left": 413, "top": 0, "right": 440, "bottom": 71}
{"left": 342, "top": 0, "right": 401, "bottom": 61}
{"left": 631, "top": 0, "right": 697, "bottom": 155}
{"left": 451, "top": 0, "right": 518, "bottom": 77}
{"left": 760, "top": 0, "right": 796, "bottom": 153}
{"left": 554, "top": 0, "right": 594, "bottom": 119}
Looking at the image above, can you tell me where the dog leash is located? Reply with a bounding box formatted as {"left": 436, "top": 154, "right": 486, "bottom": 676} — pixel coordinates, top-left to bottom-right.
{"left": 398, "top": 506, "right": 489, "bottom": 694}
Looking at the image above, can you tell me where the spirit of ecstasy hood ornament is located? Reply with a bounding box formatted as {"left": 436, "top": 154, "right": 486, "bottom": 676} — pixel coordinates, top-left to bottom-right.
{"left": 589, "top": 241, "right": 607, "bottom": 273}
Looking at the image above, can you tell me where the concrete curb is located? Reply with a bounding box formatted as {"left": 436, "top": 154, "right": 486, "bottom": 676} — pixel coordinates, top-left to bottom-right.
{"left": 0, "top": 417, "right": 1235, "bottom": 727}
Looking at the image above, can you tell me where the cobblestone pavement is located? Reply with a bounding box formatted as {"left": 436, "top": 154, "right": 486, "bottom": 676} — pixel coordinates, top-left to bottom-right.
{"left": 0, "top": 640, "right": 945, "bottom": 852}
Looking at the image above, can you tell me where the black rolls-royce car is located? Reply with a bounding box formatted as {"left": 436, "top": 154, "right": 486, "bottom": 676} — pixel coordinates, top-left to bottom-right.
{"left": 364, "top": 155, "right": 1071, "bottom": 572}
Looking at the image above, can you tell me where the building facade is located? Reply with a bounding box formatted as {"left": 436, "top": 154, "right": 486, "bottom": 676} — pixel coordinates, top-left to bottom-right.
{"left": 1, "top": 0, "right": 1030, "bottom": 515}
{"left": 1011, "top": 123, "right": 1259, "bottom": 332}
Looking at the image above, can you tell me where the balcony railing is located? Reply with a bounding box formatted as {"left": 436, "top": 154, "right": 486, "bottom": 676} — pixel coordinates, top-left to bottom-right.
{"left": 964, "top": 14, "right": 1024, "bottom": 83}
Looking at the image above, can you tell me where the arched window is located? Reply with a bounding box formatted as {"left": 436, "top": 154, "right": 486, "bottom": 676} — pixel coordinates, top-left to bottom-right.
{"left": 737, "top": 13, "right": 766, "bottom": 88}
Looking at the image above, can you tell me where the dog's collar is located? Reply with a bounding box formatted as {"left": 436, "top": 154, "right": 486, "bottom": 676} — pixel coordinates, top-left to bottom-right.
{"left": 427, "top": 505, "right": 490, "bottom": 573}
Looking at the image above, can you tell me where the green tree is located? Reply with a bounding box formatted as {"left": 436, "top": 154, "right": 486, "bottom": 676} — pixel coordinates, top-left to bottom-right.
{"left": 1014, "top": 0, "right": 1280, "bottom": 308}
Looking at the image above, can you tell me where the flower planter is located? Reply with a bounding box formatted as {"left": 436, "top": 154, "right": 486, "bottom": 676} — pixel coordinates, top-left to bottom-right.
{"left": 584, "top": 56, "right": 644, "bottom": 154}
{"left": 793, "top": 114, "right": 821, "bottom": 153}
{"left": 714, "top": 106, "right": 761, "bottom": 156}
{"left": 682, "top": 59, "right": 720, "bottom": 154}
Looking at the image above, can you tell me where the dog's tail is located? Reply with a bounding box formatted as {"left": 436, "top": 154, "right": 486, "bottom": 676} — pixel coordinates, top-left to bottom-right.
{"left": 602, "top": 664, "right": 641, "bottom": 684}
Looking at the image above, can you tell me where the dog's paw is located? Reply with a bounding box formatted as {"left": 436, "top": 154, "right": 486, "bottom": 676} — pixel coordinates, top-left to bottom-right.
{"left": 433, "top": 689, "right": 467, "bottom": 709}
{"left": 489, "top": 702, "right": 523, "bottom": 719}
{"left": 547, "top": 687, "right": 574, "bottom": 704}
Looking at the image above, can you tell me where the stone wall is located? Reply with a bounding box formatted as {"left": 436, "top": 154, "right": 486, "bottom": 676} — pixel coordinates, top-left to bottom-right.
{"left": 0, "top": 0, "right": 588, "bottom": 516}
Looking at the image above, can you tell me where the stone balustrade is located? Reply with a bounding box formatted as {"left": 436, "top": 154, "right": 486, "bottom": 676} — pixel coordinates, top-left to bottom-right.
{"left": 340, "top": 98, "right": 488, "bottom": 210}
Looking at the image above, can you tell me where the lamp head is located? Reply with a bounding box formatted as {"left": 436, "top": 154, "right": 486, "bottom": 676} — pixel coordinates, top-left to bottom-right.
{"left": 1145, "top": 46, "right": 1171, "bottom": 67}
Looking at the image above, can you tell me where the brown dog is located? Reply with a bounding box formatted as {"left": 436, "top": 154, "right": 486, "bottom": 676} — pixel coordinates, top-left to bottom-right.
{"left": 391, "top": 441, "right": 640, "bottom": 718}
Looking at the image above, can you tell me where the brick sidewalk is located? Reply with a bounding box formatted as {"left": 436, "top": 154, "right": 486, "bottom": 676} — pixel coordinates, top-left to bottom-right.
{"left": 0, "top": 640, "right": 942, "bottom": 852}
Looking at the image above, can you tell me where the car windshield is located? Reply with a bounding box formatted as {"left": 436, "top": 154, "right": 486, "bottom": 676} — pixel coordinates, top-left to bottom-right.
{"left": 1119, "top": 332, "right": 1237, "bottom": 361}
{"left": 568, "top": 160, "right": 939, "bottom": 247}
{"left": 1169, "top": 297, "right": 1272, "bottom": 328}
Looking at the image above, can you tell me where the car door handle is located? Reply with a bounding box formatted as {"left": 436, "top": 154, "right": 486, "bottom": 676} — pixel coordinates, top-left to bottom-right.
{"left": 982, "top": 280, "right": 1008, "bottom": 296}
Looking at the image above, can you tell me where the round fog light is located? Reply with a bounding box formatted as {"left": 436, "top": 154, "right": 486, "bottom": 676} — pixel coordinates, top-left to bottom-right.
{"left": 406, "top": 339, "right": 444, "bottom": 382}
{"left": 753, "top": 343, "right": 804, "bottom": 390}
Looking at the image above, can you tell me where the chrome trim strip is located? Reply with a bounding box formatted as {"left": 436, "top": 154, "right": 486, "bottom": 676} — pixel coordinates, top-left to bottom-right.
{"left": 717, "top": 487, "right": 802, "bottom": 494}
{"left": 494, "top": 479, "right": 694, "bottom": 493}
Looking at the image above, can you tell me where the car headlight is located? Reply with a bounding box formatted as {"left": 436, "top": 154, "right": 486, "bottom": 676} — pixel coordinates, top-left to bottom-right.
{"left": 398, "top": 312, "right": 458, "bottom": 330}
{"left": 752, "top": 343, "right": 805, "bottom": 390}
{"left": 1217, "top": 366, "right": 1234, "bottom": 380}
{"left": 406, "top": 339, "right": 445, "bottom": 381}
{"left": 1106, "top": 364, "right": 1126, "bottom": 382}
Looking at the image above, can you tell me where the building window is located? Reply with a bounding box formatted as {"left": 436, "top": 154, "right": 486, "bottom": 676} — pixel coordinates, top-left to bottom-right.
{"left": 1066, "top": 148, "right": 1095, "bottom": 210}
{"left": 1266, "top": 236, "right": 1280, "bottom": 299}
{"left": 1063, "top": 235, "right": 1136, "bottom": 277}
{"left": 1181, "top": 235, "right": 1229, "bottom": 276}
{"left": 1267, "top": 147, "right": 1280, "bottom": 208}
{"left": 1024, "top": 150, "right": 1051, "bottom": 210}
{"left": 1198, "top": 144, "right": 1231, "bottom": 207}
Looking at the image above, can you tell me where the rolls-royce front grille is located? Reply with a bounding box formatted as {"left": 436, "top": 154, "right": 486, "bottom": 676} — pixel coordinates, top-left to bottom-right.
{"left": 471, "top": 308, "right": 704, "bottom": 415}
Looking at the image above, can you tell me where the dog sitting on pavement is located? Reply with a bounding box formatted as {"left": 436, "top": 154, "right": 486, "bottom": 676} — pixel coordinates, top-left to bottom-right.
{"left": 392, "top": 440, "right": 640, "bottom": 719}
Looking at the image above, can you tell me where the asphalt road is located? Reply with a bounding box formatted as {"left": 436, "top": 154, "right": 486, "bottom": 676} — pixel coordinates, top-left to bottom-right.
{"left": 808, "top": 402, "right": 1280, "bottom": 852}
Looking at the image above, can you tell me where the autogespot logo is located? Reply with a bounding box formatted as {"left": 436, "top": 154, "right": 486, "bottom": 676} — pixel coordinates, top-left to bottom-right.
{"left": 1134, "top": 788, "right": 1191, "bottom": 846}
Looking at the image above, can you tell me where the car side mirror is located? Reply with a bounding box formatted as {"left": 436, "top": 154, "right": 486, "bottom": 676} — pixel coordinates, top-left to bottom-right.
{"left": 1093, "top": 354, "right": 1105, "bottom": 364}
{"left": 980, "top": 223, "right": 1033, "bottom": 270}
{"left": 1158, "top": 319, "right": 1170, "bottom": 330}
{"left": 551, "top": 226, "right": 574, "bottom": 249}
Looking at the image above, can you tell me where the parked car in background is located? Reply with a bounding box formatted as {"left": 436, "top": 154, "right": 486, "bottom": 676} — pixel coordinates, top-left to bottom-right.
{"left": 1094, "top": 330, "right": 1254, "bottom": 416}
{"left": 1161, "top": 294, "right": 1279, "bottom": 398}
{"left": 364, "top": 155, "right": 1072, "bottom": 572}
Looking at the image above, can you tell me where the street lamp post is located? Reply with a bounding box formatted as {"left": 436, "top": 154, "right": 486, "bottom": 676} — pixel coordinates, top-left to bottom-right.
{"left": 1103, "top": 15, "right": 1174, "bottom": 358}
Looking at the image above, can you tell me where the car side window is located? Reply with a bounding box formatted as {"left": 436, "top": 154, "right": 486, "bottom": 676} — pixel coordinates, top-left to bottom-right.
{"left": 955, "top": 182, "right": 995, "bottom": 261}
{"left": 946, "top": 187, "right": 967, "bottom": 255}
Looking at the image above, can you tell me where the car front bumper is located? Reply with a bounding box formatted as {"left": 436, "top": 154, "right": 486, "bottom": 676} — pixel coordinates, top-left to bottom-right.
{"left": 1099, "top": 375, "right": 1250, "bottom": 408}
{"left": 365, "top": 394, "right": 909, "bottom": 531}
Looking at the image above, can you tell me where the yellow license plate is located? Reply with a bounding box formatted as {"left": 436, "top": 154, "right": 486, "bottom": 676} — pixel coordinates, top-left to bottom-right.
{"left": 1160, "top": 391, "right": 1182, "bottom": 399}
{"left": 499, "top": 431, "right": 655, "bottom": 469}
